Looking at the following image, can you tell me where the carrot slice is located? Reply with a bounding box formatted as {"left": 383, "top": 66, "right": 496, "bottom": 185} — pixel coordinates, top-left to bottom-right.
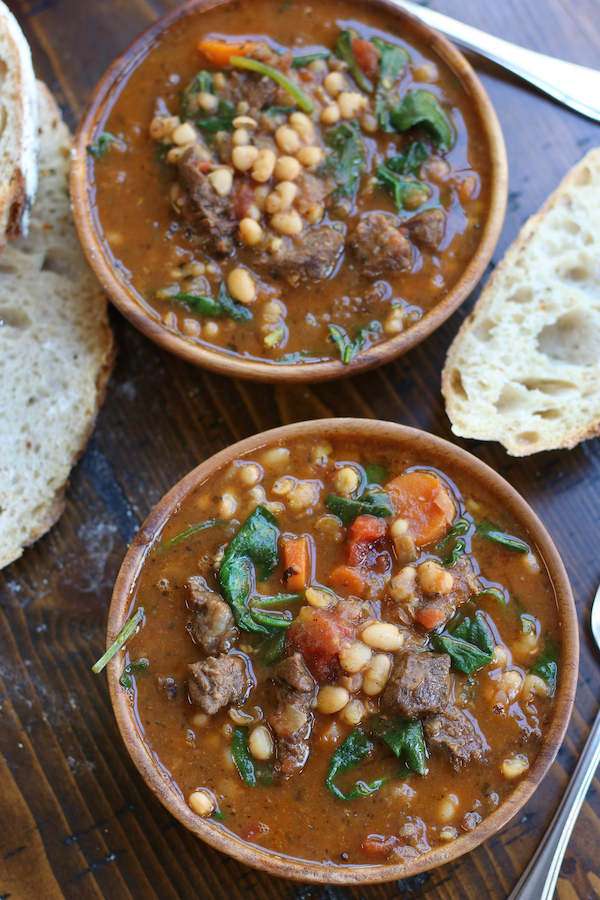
{"left": 414, "top": 607, "right": 446, "bottom": 630}
{"left": 329, "top": 564, "right": 367, "bottom": 597}
{"left": 386, "top": 471, "right": 456, "bottom": 548}
{"left": 281, "top": 535, "right": 310, "bottom": 591}
{"left": 197, "top": 39, "right": 258, "bottom": 66}
{"left": 346, "top": 515, "right": 387, "bottom": 567}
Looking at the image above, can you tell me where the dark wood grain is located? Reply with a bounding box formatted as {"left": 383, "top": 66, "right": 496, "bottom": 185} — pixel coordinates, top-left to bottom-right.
{"left": 1, "top": 0, "right": 600, "bottom": 898}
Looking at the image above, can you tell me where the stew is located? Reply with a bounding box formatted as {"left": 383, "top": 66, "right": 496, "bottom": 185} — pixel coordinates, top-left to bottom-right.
{"left": 116, "top": 435, "right": 560, "bottom": 867}
{"left": 90, "top": 0, "right": 492, "bottom": 365}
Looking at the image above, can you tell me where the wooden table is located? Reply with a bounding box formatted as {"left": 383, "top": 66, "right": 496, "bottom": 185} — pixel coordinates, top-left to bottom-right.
{"left": 1, "top": 0, "right": 600, "bottom": 897}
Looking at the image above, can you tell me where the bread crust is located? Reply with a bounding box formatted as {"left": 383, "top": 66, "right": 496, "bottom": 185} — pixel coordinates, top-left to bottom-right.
{"left": 442, "top": 147, "right": 600, "bottom": 456}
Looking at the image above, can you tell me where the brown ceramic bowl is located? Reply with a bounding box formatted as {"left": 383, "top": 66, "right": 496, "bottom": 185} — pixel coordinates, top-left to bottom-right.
{"left": 71, "top": 0, "right": 508, "bottom": 383}
{"left": 106, "top": 418, "right": 577, "bottom": 883}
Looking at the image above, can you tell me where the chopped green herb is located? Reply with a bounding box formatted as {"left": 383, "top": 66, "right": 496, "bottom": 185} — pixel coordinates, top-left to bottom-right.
{"left": 93, "top": 607, "right": 144, "bottom": 674}
{"left": 390, "top": 90, "right": 455, "bottom": 150}
{"left": 87, "top": 132, "right": 123, "bottom": 158}
{"left": 370, "top": 38, "right": 409, "bottom": 129}
{"left": 432, "top": 612, "right": 494, "bottom": 675}
{"left": 326, "top": 729, "right": 387, "bottom": 801}
{"left": 153, "top": 518, "right": 224, "bottom": 555}
{"left": 276, "top": 350, "right": 321, "bottom": 364}
{"left": 326, "top": 489, "right": 393, "bottom": 524}
{"left": 212, "top": 810, "right": 225, "bottom": 822}
{"left": 371, "top": 717, "right": 427, "bottom": 776}
{"left": 119, "top": 659, "right": 149, "bottom": 689}
{"left": 174, "top": 293, "right": 223, "bottom": 317}
{"left": 230, "top": 55, "right": 313, "bottom": 113}
{"left": 264, "top": 326, "right": 285, "bottom": 349}
{"left": 175, "top": 284, "right": 252, "bottom": 322}
{"left": 530, "top": 640, "right": 558, "bottom": 694}
{"left": 219, "top": 506, "right": 280, "bottom": 633}
{"left": 364, "top": 462, "right": 389, "bottom": 487}
{"left": 155, "top": 142, "right": 170, "bottom": 170}
{"left": 476, "top": 523, "right": 530, "bottom": 553}
{"left": 291, "top": 49, "right": 330, "bottom": 67}
{"left": 264, "top": 105, "right": 299, "bottom": 116}
{"left": 232, "top": 726, "right": 256, "bottom": 787}
{"left": 180, "top": 70, "right": 214, "bottom": 120}
{"left": 520, "top": 613, "right": 536, "bottom": 634}
{"left": 376, "top": 166, "right": 430, "bottom": 211}
{"left": 328, "top": 320, "right": 381, "bottom": 364}
{"left": 320, "top": 122, "right": 365, "bottom": 201}
{"left": 334, "top": 30, "right": 373, "bottom": 93}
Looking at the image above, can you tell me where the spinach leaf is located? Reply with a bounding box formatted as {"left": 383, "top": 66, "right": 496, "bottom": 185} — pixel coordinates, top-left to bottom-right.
{"left": 196, "top": 114, "right": 236, "bottom": 133}
{"left": 325, "top": 489, "right": 393, "bottom": 524}
{"left": 432, "top": 612, "right": 494, "bottom": 675}
{"left": 371, "top": 717, "right": 427, "bottom": 776}
{"left": 219, "top": 506, "right": 280, "bottom": 633}
{"left": 326, "top": 729, "right": 387, "bottom": 800}
{"left": 370, "top": 37, "right": 409, "bottom": 129}
{"left": 291, "top": 48, "right": 330, "bottom": 68}
{"left": 153, "top": 518, "right": 224, "bottom": 555}
{"left": 334, "top": 30, "right": 373, "bottom": 92}
{"left": 258, "top": 630, "right": 287, "bottom": 666}
{"left": 264, "top": 105, "right": 299, "bottom": 116}
{"left": 530, "top": 640, "right": 558, "bottom": 693}
{"left": 232, "top": 726, "right": 256, "bottom": 787}
{"left": 87, "top": 132, "right": 123, "bottom": 158}
{"left": 180, "top": 70, "right": 214, "bottom": 120}
{"left": 364, "top": 462, "right": 389, "bottom": 487}
{"left": 328, "top": 320, "right": 381, "bottom": 364}
{"left": 250, "top": 608, "right": 293, "bottom": 629}
{"left": 174, "top": 283, "right": 253, "bottom": 322}
{"left": 476, "top": 522, "right": 530, "bottom": 553}
{"left": 434, "top": 517, "right": 470, "bottom": 567}
{"left": 385, "top": 141, "right": 429, "bottom": 177}
{"left": 119, "top": 659, "right": 149, "bottom": 690}
{"left": 390, "top": 90, "right": 455, "bottom": 150}
{"left": 520, "top": 613, "right": 536, "bottom": 634}
{"left": 155, "top": 142, "right": 170, "bottom": 171}
{"left": 320, "top": 122, "right": 365, "bottom": 201}
{"left": 376, "top": 166, "right": 429, "bottom": 211}
{"left": 472, "top": 586, "right": 508, "bottom": 606}
{"left": 249, "top": 593, "right": 303, "bottom": 609}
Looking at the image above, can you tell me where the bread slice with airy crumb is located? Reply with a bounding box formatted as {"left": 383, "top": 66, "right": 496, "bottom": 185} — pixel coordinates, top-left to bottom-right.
{"left": 0, "top": 0, "right": 38, "bottom": 246}
{"left": 0, "top": 82, "right": 114, "bottom": 569}
{"left": 442, "top": 147, "right": 600, "bottom": 457}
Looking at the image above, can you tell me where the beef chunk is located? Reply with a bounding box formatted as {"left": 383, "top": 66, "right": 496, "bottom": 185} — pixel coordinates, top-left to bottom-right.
{"left": 217, "top": 71, "right": 278, "bottom": 117}
{"left": 178, "top": 146, "right": 236, "bottom": 250}
{"left": 187, "top": 655, "right": 248, "bottom": 715}
{"left": 348, "top": 213, "right": 412, "bottom": 277}
{"left": 405, "top": 208, "right": 445, "bottom": 249}
{"left": 424, "top": 705, "right": 484, "bottom": 769}
{"left": 269, "top": 653, "right": 316, "bottom": 778}
{"left": 186, "top": 576, "right": 238, "bottom": 655}
{"left": 382, "top": 650, "right": 450, "bottom": 718}
{"left": 259, "top": 225, "right": 344, "bottom": 283}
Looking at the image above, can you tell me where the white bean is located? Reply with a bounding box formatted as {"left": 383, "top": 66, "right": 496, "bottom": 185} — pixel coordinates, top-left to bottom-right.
{"left": 363, "top": 654, "right": 392, "bottom": 696}
{"left": 248, "top": 725, "right": 274, "bottom": 760}
{"left": 317, "top": 685, "right": 350, "bottom": 714}
{"left": 361, "top": 622, "right": 404, "bottom": 652}
{"left": 239, "top": 217, "right": 264, "bottom": 246}
{"left": 305, "top": 587, "right": 334, "bottom": 608}
{"left": 251, "top": 148, "right": 276, "bottom": 183}
{"left": 274, "top": 155, "right": 302, "bottom": 181}
{"left": 208, "top": 167, "right": 233, "bottom": 197}
{"left": 333, "top": 466, "right": 359, "bottom": 495}
{"left": 271, "top": 210, "right": 303, "bottom": 236}
{"left": 275, "top": 125, "right": 301, "bottom": 154}
{"left": 188, "top": 790, "right": 215, "bottom": 817}
{"left": 227, "top": 267, "right": 256, "bottom": 304}
{"left": 232, "top": 144, "right": 259, "bottom": 172}
{"left": 172, "top": 122, "right": 197, "bottom": 145}
{"left": 296, "top": 146, "right": 323, "bottom": 168}
{"left": 339, "top": 641, "right": 372, "bottom": 674}
{"left": 502, "top": 754, "right": 529, "bottom": 779}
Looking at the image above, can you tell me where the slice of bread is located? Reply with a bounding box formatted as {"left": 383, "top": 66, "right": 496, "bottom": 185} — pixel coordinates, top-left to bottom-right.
{"left": 0, "top": 0, "right": 38, "bottom": 246}
{"left": 442, "top": 147, "right": 600, "bottom": 457}
{"left": 0, "top": 82, "right": 114, "bottom": 569}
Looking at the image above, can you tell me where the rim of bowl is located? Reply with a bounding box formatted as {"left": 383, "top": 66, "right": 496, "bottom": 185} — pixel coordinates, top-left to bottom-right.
{"left": 107, "top": 418, "right": 578, "bottom": 884}
{"left": 71, "top": 0, "right": 508, "bottom": 384}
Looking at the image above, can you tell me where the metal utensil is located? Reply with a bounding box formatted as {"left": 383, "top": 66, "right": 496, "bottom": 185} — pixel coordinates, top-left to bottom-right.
{"left": 393, "top": 0, "right": 600, "bottom": 123}
{"left": 506, "top": 581, "right": 600, "bottom": 900}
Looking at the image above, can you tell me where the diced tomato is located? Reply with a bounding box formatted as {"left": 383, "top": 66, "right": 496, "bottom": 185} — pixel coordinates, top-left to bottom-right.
{"left": 281, "top": 535, "right": 311, "bottom": 591}
{"left": 286, "top": 607, "right": 355, "bottom": 680}
{"left": 386, "top": 471, "right": 456, "bottom": 548}
{"left": 351, "top": 38, "right": 380, "bottom": 81}
{"left": 231, "top": 182, "right": 256, "bottom": 220}
{"left": 346, "top": 515, "right": 387, "bottom": 566}
{"left": 414, "top": 607, "right": 446, "bottom": 630}
{"left": 328, "top": 564, "right": 368, "bottom": 598}
{"left": 362, "top": 834, "right": 399, "bottom": 856}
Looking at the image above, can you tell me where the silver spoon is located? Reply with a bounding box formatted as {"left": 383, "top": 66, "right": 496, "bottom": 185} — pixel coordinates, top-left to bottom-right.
{"left": 505, "top": 580, "right": 600, "bottom": 900}
{"left": 393, "top": 0, "right": 600, "bottom": 123}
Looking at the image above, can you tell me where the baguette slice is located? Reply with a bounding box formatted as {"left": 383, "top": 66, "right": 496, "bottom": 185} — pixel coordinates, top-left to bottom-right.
{"left": 442, "top": 147, "right": 600, "bottom": 456}
{"left": 0, "top": 0, "right": 38, "bottom": 246}
{"left": 0, "top": 82, "right": 114, "bottom": 569}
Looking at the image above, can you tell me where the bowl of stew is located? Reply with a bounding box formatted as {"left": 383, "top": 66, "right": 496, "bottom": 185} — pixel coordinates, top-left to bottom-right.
{"left": 103, "top": 418, "right": 577, "bottom": 883}
{"left": 72, "top": 0, "right": 507, "bottom": 382}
